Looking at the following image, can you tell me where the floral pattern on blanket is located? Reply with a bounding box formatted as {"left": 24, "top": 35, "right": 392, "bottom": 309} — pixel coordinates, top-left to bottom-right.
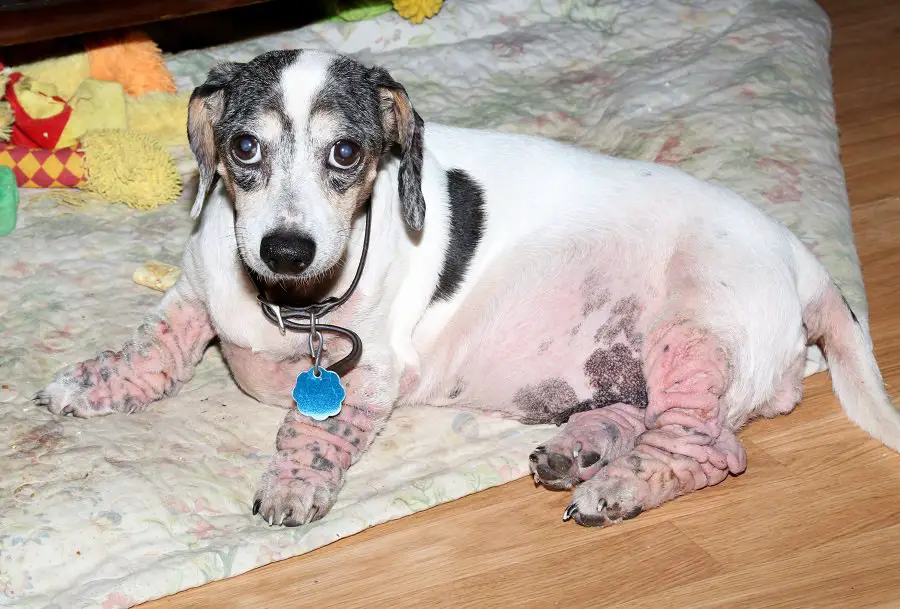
{"left": 0, "top": 0, "right": 861, "bottom": 607}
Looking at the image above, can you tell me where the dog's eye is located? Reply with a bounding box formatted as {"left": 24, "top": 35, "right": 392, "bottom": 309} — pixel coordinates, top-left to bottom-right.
{"left": 231, "top": 135, "right": 261, "bottom": 165}
{"left": 328, "top": 140, "right": 361, "bottom": 169}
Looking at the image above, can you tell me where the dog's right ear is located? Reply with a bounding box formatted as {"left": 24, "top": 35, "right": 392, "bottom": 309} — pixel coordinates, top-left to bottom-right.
{"left": 187, "top": 62, "right": 243, "bottom": 218}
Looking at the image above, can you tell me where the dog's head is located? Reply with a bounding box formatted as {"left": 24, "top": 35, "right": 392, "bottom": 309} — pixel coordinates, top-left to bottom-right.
{"left": 187, "top": 49, "right": 424, "bottom": 281}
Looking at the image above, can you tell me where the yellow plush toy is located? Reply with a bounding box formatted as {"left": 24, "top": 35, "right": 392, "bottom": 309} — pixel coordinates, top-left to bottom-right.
{"left": 393, "top": 0, "right": 444, "bottom": 24}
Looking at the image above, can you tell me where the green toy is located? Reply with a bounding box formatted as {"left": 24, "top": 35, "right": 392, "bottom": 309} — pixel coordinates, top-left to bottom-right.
{"left": 0, "top": 166, "right": 18, "bottom": 236}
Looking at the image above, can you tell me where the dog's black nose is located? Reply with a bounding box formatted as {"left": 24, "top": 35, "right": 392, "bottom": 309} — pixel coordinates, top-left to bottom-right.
{"left": 260, "top": 231, "right": 316, "bottom": 275}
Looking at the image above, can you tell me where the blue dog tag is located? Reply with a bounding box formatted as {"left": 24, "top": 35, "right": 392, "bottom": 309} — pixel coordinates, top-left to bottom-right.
{"left": 293, "top": 368, "right": 345, "bottom": 421}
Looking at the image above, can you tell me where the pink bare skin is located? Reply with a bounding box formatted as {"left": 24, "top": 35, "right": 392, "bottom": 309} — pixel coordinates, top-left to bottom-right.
{"left": 567, "top": 322, "right": 749, "bottom": 526}
{"left": 529, "top": 404, "right": 647, "bottom": 491}
{"left": 35, "top": 296, "right": 215, "bottom": 417}
{"left": 249, "top": 362, "right": 394, "bottom": 526}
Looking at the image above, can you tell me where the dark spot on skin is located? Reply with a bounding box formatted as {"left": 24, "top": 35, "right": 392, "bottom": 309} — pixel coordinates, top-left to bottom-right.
{"left": 664, "top": 345, "right": 670, "bottom": 352}
{"left": 513, "top": 378, "right": 580, "bottom": 425}
{"left": 623, "top": 505, "right": 643, "bottom": 520}
{"left": 570, "top": 324, "right": 582, "bottom": 337}
{"left": 538, "top": 339, "right": 553, "bottom": 354}
{"left": 626, "top": 454, "right": 644, "bottom": 474}
{"left": 287, "top": 427, "right": 298, "bottom": 438}
{"left": 605, "top": 502, "right": 624, "bottom": 520}
{"left": 311, "top": 455, "right": 335, "bottom": 471}
{"left": 448, "top": 381, "right": 464, "bottom": 400}
{"left": 579, "top": 450, "right": 602, "bottom": 468}
{"left": 580, "top": 270, "right": 611, "bottom": 316}
{"left": 76, "top": 366, "right": 93, "bottom": 389}
{"left": 292, "top": 468, "right": 299, "bottom": 476}
{"left": 343, "top": 428, "right": 352, "bottom": 437}
{"left": 351, "top": 437, "right": 361, "bottom": 447}
{"left": 430, "top": 168, "right": 487, "bottom": 303}
{"left": 840, "top": 292, "right": 860, "bottom": 325}
{"left": 584, "top": 343, "right": 648, "bottom": 408}
{"left": 98, "top": 366, "right": 112, "bottom": 383}
{"left": 603, "top": 422, "right": 621, "bottom": 443}
{"left": 594, "top": 296, "right": 643, "bottom": 349}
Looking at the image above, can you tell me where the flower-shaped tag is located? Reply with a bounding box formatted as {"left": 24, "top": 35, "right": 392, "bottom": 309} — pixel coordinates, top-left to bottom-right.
{"left": 292, "top": 368, "right": 345, "bottom": 421}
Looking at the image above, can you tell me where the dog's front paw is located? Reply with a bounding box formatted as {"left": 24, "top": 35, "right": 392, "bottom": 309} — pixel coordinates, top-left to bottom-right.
{"left": 252, "top": 463, "right": 342, "bottom": 527}
{"left": 35, "top": 354, "right": 146, "bottom": 418}
{"left": 563, "top": 469, "right": 648, "bottom": 528}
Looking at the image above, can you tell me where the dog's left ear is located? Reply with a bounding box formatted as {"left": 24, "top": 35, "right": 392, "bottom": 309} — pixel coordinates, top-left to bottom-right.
{"left": 187, "top": 61, "right": 244, "bottom": 218}
{"left": 371, "top": 67, "right": 425, "bottom": 232}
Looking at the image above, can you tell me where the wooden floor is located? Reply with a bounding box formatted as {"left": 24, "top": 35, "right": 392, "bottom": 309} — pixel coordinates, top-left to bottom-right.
{"left": 143, "top": 1, "right": 900, "bottom": 607}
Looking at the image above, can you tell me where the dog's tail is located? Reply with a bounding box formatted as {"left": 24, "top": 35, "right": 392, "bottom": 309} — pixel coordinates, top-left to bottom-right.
{"left": 793, "top": 239, "right": 900, "bottom": 451}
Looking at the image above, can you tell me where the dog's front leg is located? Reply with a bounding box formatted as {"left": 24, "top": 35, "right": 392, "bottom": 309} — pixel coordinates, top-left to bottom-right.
{"left": 35, "top": 283, "right": 215, "bottom": 417}
{"left": 252, "top": 359, "right": 396, "bottom": 526}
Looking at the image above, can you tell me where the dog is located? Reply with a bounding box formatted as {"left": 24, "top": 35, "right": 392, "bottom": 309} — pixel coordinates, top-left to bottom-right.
{"left": 36, "top": 49, "right": 900, "bottom": 528}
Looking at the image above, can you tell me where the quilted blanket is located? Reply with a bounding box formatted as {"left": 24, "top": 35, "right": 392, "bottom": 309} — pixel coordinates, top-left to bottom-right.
{"left": 0, "top": 1, "right": 863, "bottom": 607}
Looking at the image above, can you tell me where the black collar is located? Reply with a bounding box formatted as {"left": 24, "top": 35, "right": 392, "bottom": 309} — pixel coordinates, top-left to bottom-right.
{"left": 247, "top": 200, "right": 372, "bottom": 376}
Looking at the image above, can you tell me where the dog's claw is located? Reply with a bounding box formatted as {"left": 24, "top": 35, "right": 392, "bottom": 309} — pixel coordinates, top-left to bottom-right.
{"left": 573, "top": 441, "right": 582, "bottom": 459}
{"left": 562, "top": 503, "right": 578, "bottom": 522}
{"left": 252, "top": 498, "right": 261, "bottom": 515}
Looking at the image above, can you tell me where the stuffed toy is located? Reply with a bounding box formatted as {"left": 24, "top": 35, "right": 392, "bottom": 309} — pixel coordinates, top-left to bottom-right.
{"left": 393, "top": 0, "right": 444, "bottom": 23}
{"left": 329, "top": 0, "right": 444, "bottom": 24}
{"left": 0, "top": 31, "right": 187, "bottom": 208}
{"left": 0, "top": 130, "right": 181, "bottom": 209}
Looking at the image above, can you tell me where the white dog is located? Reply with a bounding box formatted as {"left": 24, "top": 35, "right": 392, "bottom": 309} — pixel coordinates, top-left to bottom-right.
{"left": 36, "top": 49, "right": 900, "bottom": 527}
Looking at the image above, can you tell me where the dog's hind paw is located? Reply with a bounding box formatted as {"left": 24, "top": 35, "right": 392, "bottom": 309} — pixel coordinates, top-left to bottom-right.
{"left": 252, "top": 468, "right": 341, "bottom": 527}
{"left": 530, "top": 403, "right": 646, "bottom": 491}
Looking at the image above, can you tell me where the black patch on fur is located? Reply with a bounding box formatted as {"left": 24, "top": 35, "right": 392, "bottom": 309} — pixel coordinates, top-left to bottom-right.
{"left": 430, "top": 168, "right": 486, "bottom": 303}
{"left": 584, "top": 343, "right": 649, "bottom": 408}
{"left": 513, "top": 378, "right": 580, "bottom": 425}
{"left": 370, "top": 66, "right": 426, "bottom": 230}
{"left": 594, "top": 296, "right": 642, "bottom": 349}
{"left": 208, "top": 51, "right": 302, "bottom": 193}
{"left": 312, "top": 55, "right": 387, "bottom": 195}
{"left": 581, "top": 270, "right": 611, "bottom": 316}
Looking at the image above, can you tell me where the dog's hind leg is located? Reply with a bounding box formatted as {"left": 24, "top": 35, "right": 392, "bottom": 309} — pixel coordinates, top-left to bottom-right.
{"left": 35, "top": 283, "right": 215, "bottom": 417}
{"left": 566, "top": 320, "right": 748, "bottom": 526}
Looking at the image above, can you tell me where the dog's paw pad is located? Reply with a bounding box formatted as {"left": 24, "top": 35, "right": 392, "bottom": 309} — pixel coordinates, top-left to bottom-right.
{"left": 564, "top": 474, "right": 646, "bottom": 528}
{"left": 252, "top": 474, "right": 339, "bottom": 527}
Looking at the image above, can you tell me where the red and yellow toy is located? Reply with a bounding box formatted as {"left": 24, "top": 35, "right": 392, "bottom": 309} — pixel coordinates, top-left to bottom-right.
{"left": 0, "top": 31, "right": 187, "bottom": 209}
